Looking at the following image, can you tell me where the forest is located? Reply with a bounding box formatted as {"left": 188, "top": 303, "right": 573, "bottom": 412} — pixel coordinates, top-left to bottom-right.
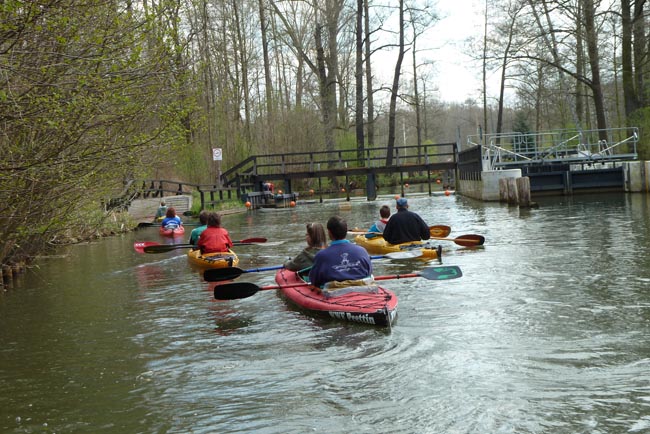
{"left": 1, "top": 0, "right": 648, "bottom": 267}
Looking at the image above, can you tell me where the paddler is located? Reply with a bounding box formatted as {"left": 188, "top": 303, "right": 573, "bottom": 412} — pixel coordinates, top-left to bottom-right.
{"left": 382, "top": 197, "right": 430, "bottom": 245}
{"left": 309, "top": 216, "right": 372, "bottom": 288}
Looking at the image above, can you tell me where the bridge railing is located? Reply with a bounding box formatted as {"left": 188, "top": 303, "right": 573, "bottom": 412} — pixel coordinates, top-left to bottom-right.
{"left": 114, "top": 179, "right": 238, "bottom": 211}
{"left": 221, "top": 143, "right": 457, "bottom": 187}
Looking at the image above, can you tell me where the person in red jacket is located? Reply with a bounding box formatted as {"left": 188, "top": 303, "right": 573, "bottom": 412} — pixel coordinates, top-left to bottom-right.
{"left": 197, "top": 212, "right": 233, "bottom": 253}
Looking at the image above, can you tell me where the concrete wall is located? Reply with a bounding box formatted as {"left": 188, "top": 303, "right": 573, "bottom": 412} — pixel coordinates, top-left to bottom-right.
{"left": 457, "top": 169, "right": 522, "bottom": 201}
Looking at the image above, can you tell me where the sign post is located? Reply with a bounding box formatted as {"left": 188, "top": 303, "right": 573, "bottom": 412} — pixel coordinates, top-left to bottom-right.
{"left": 212, "top": 148, "right": 222, "bottom": 187}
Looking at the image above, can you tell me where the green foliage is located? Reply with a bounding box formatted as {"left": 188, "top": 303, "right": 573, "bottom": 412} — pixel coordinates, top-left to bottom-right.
{"left": 0, "top": 1, "right": 191, "bottom": 265}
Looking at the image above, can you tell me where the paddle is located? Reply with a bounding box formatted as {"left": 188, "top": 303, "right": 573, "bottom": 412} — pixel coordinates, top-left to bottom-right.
{"left": 349, "top": 224, "right": 451, "bottom": 238}
{"left": 133, "top": 238, "right": 268, "bottom": 253}
{"left": 212, "top": 265, "right": 463, "bottom": 300}
{"left": 203, "top": 251, "right": 424, "bottom": 282}
{"left": 430, "top": 234, "right": 485, "bottom": 247}
{"left": 137, "top": 222, "right": 201, "bottom": 228}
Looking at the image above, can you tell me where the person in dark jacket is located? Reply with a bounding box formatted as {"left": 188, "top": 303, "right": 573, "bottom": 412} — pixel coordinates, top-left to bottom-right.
{"left": 382, "top": 198, "right": 430, "bottom": 245}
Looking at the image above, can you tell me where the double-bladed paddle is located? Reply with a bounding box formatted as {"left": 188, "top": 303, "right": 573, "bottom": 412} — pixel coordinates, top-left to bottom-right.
{"left": 211, "top": 265, "right": 463, "bottom": 300}
{"left": 133, "top": 238, "right": 268, "bottom": 253}
{"left": 349, "top": 224, "right": 451, "bottom": 238}
{"left": 203, "top": 251, "right": 424, "bottom": 282}
{"left": 137, "top": 222, "right": 200, "bottom": 228}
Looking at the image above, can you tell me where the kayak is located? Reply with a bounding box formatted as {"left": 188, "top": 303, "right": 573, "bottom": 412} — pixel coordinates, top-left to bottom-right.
{"left": 353, "top": 235, "right": 441, "bottom": 259}
{"left": 274, "top": 269, "right": 397, "bottom": 327}
{"left": 187, "top": 249, "right": 239, "bottom": 269}
{"left": 159, "top": 225, "right": 185, "bottom": 237}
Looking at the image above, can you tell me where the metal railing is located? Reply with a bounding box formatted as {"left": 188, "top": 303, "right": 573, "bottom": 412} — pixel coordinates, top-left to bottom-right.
{"left": 467, "top": 127, "right": 639, "bottom": 171}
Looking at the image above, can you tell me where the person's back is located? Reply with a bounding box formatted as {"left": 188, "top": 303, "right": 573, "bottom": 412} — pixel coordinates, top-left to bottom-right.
{"left": 189, "top": 210, "right": 209, "bottom": 245}
{"left": 309, "top": 216, "right": 372, "bottom": 288}
{"left": 382, "top": 198, "right": 430, "bottom": 244}
{"left": 161, "top": 207, "right": 182, "bottom": 229}
{"left": 366, "top": 205, "right": 391, "bottom": 239}
{"left": 153, "top": 201, "right": 167, "bottom": 221}
{"left": 198, "top": 212, "right": 233, "bottom": 253}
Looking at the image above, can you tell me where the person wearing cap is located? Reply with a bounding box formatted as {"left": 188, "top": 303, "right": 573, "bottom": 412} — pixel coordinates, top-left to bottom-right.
{"left": 382, "top": 197, "right": 430, "bottom": 244}
{"left": 309, "top": 216, "right": 372, "bottom": 288}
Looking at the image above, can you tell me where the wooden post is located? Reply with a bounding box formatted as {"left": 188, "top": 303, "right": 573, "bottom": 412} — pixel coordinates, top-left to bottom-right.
{"left": 499, "top": 178, "right": 509, "bottom": 202}
{"left": 507, "top": 178, "right": 519, "bottom": 205}
{"left": 366, "top": 172, "right": 377, "bottom": 201}
{"left": 517, "top": 177, "right": 531, "bottom": 207}
{"left": 318, "top": 177, "right": 323, "bottom": 203}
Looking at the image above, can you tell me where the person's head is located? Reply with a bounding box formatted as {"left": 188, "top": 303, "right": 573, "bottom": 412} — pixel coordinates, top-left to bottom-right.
{"left": 379, "top": 205, "right": 391, "bottom": 219}
{"left": 306, "top": 222, "right": 327, "bottom": 248}
{"left": 326, "top": 216, "right": 348, "bottom": 241}
{"left": 160, "top": 200, "right": 166, "bottom": 206}
{"left": 207, "top": 212, "right": 222, "bottom": 227}
{"left": 165, "top": 207, "right": 176, "bottom": 218}
{"left": 198, "top": 210, "right": 209, "bottom": 225}
{"left": 396, "top": 197, "right": 408, "bottom": 210}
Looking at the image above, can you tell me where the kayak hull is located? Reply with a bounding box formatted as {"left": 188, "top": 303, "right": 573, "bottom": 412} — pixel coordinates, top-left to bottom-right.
{"left": 187, "top": 249, "right": 239, "bottom": 269}
{"left": 159, "top": 225, "right": 186, "bottom": 237}
{"left": 274, "top": 269, "right": 397, "bottom": 327}
{"left": 353, "top": 235, "right": 440, "bottom": 259}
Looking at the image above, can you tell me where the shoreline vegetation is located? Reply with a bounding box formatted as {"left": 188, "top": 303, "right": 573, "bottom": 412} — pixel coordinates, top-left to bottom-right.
{"left": 0, "top": 202, "right": 248, "bottom": 288}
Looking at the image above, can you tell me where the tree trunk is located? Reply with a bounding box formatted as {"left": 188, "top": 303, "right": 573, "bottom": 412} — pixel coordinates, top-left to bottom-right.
{"left": 581, "top": 0, "right": 608, "bottom": 139}
{"left": 386, "top": 0, "right": 405, "bottom": 167}
{"left": 620, "top": 0, "right": 639, "bottom": 116}
{"left": 364, "top": 0, "right": 375, "bottom": 148}
{"left": 355, "top": 0, "right": 364, "bottom": 162}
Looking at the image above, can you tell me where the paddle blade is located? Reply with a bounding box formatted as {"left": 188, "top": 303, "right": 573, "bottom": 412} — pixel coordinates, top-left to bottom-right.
{"left": 213, "top": 282, "right": 260, "bottom": 300}
{"left": 134, "top": 241, "right": 159, "bottom": 253}
{"left": 420, "top": 265, "right": 463, "bottom": 280}
{"left": 204, "top": 267, "right": 245, "bottom": 282}
{"left": 430, "top": 225, "right": 451, "bottom": 238}
{"left": 453, "top": 234, "right": 484, "bottom": 247}
{"left": 238, "top": 237, "right": 267, "bottom": 243}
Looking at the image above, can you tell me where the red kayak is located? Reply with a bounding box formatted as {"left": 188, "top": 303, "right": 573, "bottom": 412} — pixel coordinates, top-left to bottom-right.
{"left": 274, "top": 269, "right": 397, "bottom": 327}
{"left": 159, "top": 225, "right": 185, "bottom": 237}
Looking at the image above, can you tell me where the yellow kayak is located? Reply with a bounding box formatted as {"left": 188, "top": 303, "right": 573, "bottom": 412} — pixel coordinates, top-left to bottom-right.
{"left": 353, "top": 235, "right": 441, "bottom": 259}
{"left": 187, "top": 249, "right": 239, "bottom": 269}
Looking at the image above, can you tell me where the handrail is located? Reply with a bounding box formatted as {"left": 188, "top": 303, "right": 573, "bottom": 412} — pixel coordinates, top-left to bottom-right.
{"left": 219, "top": 143, "right": 457, "bottom": 187}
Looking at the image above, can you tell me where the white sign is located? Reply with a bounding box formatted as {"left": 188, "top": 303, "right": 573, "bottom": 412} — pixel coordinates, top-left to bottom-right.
{"left": 212, "top": 148, "right": 222, "bottom": 161}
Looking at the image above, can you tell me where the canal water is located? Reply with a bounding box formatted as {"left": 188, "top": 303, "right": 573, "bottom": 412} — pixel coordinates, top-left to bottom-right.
{"left": 2, "top": 193, "right": 650, "bottom": 433}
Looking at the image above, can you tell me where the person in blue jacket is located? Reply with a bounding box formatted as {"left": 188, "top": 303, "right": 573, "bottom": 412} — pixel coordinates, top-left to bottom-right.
{"left": 161, "top": 207, "right": 182, "bottom": 229}
{"left": 309, "top": 216, "right": 372, "bottom": 288}
{"left": 365, "top": 205, "right": 391, "bottom": 238}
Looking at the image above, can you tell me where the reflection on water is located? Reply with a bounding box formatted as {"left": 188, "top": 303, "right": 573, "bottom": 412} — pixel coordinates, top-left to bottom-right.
{"left": 1, "top": 193, "right": 650, "bottom": 433}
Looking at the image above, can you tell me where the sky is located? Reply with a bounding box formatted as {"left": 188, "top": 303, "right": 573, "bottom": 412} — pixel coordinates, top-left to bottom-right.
{"left": 374, "top": 0, "right": 489, "bottom": 104}
{"left": 429, "top": 0, "right": 485, "bottom": 103}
